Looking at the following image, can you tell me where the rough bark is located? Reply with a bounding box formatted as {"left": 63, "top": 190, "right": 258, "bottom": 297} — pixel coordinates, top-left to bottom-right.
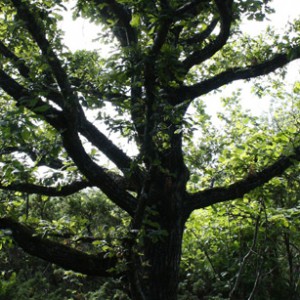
{"left": 127, "top": 162, "right": 190, "bottom": 300}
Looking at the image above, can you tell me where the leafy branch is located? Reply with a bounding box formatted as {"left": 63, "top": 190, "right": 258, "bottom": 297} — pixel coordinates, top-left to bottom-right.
{"left": 170, "top": 46, "right": 300, "bottom": 104}
{"left": 0, "top": 69, "right": 66, "bottom": 129}
{"left": 0, "top": 217, "right": 116, "bottom": 276}
{"left": 11, "top": 0, "right": 78, "bottom": 119}
{"left": 0, "top": 40, "right": 30, "bottom": 78}
{"left": 181, "top": 0, "right": 233, "bottom": 73}
{"left": 0, "top": 69, "right": 137, "bottom": 214}
{"left": 186, "top": 145, "right": 300, "bottom": 212}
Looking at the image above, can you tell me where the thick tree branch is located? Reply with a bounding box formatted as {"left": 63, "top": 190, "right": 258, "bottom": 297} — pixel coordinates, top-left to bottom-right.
{"left": 0, "top": 180, "right": 94, "bottom": 196}
{"left": 185, "top": 146, "right": 300, "bottom": 213}
{"left": 0, "top": 40, "right": 30, "bottom": 77}
{"left": 0, "top": 44, "right": 141, "bottom": 182}
{"left": 12, "top": 0, "right": 79, "bottom": 119}
{"left": 79, "top": 120, "right": 135, "bottom": 172}
{"left": 150, "top": 1, "right": 173, "bottom": 56}
{"left": 170, "top": 46, "right": 300, "bottom": 104}
{"left": 0, "top": 217, "right": 116, "bottom": 277}
{"left": 2, "top": 4, "right": 139, "bottom": 180}
{"left": 0, "top": 69, "right": 66, "bottom": 129}
{"left": 181, "top": 0, "right": 233, "bottom": 72}
{"left": 0, "top": 40, "right": 64, "bottom": 107}
{"left": 0, "top": 70, "right": 142, "bottom": 194}
{"left": 77, "top": 113, "right": 145, "bottom": 190}
{"left": 61, "top": 128, "right": 137, "bottom": 215}
{"left": 0, "top": 66, "right": 138, "bottom": 177}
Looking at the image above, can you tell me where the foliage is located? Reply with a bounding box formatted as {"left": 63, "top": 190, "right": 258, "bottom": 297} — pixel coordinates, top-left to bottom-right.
{"left": 0, "top": 0, "right": 300, "bottom": 299}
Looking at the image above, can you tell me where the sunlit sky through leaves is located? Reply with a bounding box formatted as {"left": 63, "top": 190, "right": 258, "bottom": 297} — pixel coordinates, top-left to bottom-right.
{"left": 59, "top": 0, "right": 300, "bottom": 128}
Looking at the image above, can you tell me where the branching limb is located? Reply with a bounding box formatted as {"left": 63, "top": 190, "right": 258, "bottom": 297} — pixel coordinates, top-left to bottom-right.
{"left": 0, "top": 70, "right": 140, "bottom": 207}
{"left": 0, "top": 217, "right": 116, "bottom": 277}
{"left": 181, "top": 0, "right": 233, "bottom": 73}
{"left": 185, "top": 146, "right": 300, "bottom": 213}
{"left": 69, "top": 78, "right": 142, "bottom": 177}
{"left": 61, "top": 128, "right": 137, "bottom": 215}
{"left": 170, "top": 46, "right": 300, "bottom": 104}
{"left": 0, "top": 40, "right": 30, "bottom": 77}
{"left": 0, "top": 39, "right": 65, "bottom": 107}
{"left": 0, "top": 69, "right": 141, "bottom": 185}
{"left": 12, "top": 0, "right": 76, "bottom": 107}
{"left": 78, "top": 117, "right": 144, "bottom": 190}
{"left": 0, "top": 69, "right": 66, "bottom": 129}
{"left": 1, "top": 5, "right": 138, "bottom": 178}
{"left": 0, "top": 180, "right": 94, "bottom": 197}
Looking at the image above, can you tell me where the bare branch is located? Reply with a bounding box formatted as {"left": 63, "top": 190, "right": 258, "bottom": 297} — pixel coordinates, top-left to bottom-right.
{"left": 0, "top": 217, "right": 116, "bottom": 277}
{"left": 185, "top": 146, "right": 300, "bottom": 212}
{"left": 0, "top": 180, "right": 93, "bottom": 196}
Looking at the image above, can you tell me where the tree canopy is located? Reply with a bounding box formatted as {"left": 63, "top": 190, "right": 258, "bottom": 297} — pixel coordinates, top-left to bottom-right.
{"left": 0, "top": 0, "right": 300, "bottom": 299}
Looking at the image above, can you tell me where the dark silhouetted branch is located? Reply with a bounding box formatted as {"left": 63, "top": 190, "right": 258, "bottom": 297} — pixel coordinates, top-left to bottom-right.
{"left": 0, "top": 40, "right": 30, "bottom": 77}
{"left": 0, "top": 217, "right": 116, "bottom": 277}
{"left": 186, "top": 146, "right": 300, "bottom": 212}
{"left": 0, "top": 69, "right": 66, "bottom": 129}
{"left": 61, "top": 128, "right": 137, "bottom": 215}
{"left": 180, "top": 19, "right": 218, "bottom": 46}
{"left": 12, "top": 0, "right": 79, "bottom": 120}
{"left": 170, "top": 46, "right": 300, "bottom": 104}
{"left": 181, "top": 0, "right": 233, "bottom": 72}
{"left": 0, "top": 180, "right": 93, "bottom": 196}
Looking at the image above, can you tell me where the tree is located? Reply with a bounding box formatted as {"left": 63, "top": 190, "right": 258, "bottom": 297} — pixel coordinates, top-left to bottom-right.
{"left": 0, "top": 0, "right": 300, "bottom": 299}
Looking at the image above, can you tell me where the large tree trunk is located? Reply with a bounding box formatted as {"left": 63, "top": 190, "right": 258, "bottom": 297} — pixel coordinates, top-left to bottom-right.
{"left": 141, "top": 216, "right": 185, "bottom": 300}
{"left": 128, "top": 168, "right": 189, "bottom": 300}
